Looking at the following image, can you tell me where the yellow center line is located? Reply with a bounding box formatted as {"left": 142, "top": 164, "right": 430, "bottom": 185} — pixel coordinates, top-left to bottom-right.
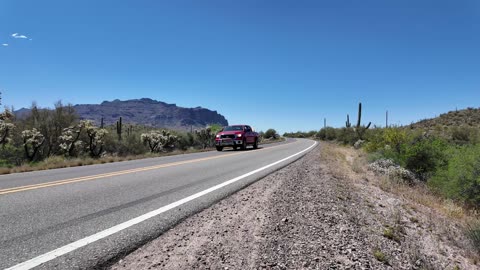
{"left": 0, "top": 140, "right": 294, "bottom": 196}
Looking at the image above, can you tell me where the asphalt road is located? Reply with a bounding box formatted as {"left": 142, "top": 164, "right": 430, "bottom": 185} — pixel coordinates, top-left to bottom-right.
{"left": 0, "top": 138, "right": 317, "bottom": 269}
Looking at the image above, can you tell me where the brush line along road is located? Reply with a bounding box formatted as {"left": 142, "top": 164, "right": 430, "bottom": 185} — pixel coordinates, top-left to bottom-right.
{"left": 0, "top": 138, "right": 317, "bottom": 269}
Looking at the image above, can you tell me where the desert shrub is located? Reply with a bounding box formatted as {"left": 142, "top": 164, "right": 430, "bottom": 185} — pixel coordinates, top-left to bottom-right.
{"left": 173, "top": 132, "right": 195, "bottom": 150}
{"left": 403, "top": 137, "right": 447, "bottom": 181}
{"left": 315, "top": 129, "right": 326, "bottom": 140}
{"left": 264, "top": 129, "right": 277, "bottom": 139}
{"left": 323, "top": 127, "right": 336, "bottom": 141}
{"left": 336, "top": 127, "right": 355, "bottom": 145}
{"left": 0, "top": 144, "right": 24, "bottom": 166}
{"left": 383, "top": 128, "right": 408, "bottom": 154}
{"left": 364, "top": 128, "right": 407, "bottom": 154}
{"left": 306, "top": 130, "right": 317, "bottom": 137}
{"left": 104, "top": 134, "right": 147, "bottom": 156}
{"left": 465, "top": 220, "right": 480, "bottom": 253}
{"left": 429, "top": 144, "right": 480, "bottom": 208}
{"left": 195, "top": 127, "right": 215, "bottom": 149}
{"left": 449, "top": 126, "right": 480, "bottom": 145}
{"left": 314, "top": 127, "right": 336, "bottom": 141}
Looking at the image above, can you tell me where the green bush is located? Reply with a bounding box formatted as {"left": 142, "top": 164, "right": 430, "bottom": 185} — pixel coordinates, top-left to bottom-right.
{"left": 316, "top": 128, "right": 326, "bottom": 140}
{"left": 315, "top": 127, "right": 337, "bottom": 141}
{"left": 336, "top": 127, "right": 355, "bottom": 145}
{"left": 324, "top": 127, "right": 337, "bottom": 141}
{"left": 0, "top": 144, "right": 24, "bottom": 166}
{"left": 364, "top": 128, "right": 407, "bottom": 154}
{"left": 404, "top": 137, "right": 447, "bottom": 181}
{"left": 264, "top": 129, "right": 277, "bottom": 139}
{"left": 449, "top": 126, "right": 480, "bottom": 145}
{"left": 429, "top": 144, "right": 480, "bottom": 208}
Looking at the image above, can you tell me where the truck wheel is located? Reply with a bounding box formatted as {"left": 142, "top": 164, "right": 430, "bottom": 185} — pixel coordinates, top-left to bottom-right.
{"left": 216, "top": 146, "right": 223, "bottom": 151}
{"left": 233, "top": 146, "right": 238, "bottom": 151}
{"left": 253, "top": 138, "right": 258, "bottom": 149}
{"left": 241, "top": 139, "right": 247, "bottom": 150}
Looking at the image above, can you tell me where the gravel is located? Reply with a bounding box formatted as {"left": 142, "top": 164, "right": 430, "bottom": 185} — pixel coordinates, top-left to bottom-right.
{"left": 109, "top": 144, "right": 477, "bottom": 270}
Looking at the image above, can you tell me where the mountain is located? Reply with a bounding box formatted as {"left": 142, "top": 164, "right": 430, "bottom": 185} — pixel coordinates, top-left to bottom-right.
{"left": 15, "top": 98, "right": 228, "bottom": 130}
{"left": 411, "top": 107, "right": 480, "bottom": 129}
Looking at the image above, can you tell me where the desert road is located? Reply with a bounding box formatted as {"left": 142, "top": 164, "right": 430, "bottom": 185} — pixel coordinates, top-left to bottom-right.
{"left": 0, "top": 138, "right": 317, "bottom": 269}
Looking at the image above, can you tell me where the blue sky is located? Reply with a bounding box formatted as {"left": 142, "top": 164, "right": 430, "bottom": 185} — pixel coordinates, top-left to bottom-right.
{"left": 1, "top": 0, "right": 479, "bottom": 133}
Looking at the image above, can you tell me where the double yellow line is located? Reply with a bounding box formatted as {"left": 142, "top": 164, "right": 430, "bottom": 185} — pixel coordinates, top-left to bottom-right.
{"left": 0, "top": 151, "right": 248, "bottom": 196}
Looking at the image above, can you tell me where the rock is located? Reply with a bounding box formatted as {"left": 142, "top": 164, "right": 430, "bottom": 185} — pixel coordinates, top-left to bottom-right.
{"left": 354, "top": 140, "right": 365, "bottom": 149}
{"left": 15, "top": 98, "right": 228, "bottom": 131}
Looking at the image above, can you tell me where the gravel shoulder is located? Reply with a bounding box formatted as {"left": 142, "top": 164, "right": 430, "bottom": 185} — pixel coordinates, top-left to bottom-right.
{"left": 110, "top": 142, "right": 478, "bottom": 270}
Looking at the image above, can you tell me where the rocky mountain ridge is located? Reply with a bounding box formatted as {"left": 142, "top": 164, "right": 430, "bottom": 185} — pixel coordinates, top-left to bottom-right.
{"left": 15, "top": 98, "right": 228, "bottom": 130}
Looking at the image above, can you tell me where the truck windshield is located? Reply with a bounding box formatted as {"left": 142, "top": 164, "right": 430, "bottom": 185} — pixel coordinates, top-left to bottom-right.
{"left": 223, "top": 126, "right": 243, "bottom": 131}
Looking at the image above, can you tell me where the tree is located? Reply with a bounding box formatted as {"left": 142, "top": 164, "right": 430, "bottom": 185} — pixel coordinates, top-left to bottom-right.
{"left": 209, "top": 124, "right": 223, "bottom": 134}
{"left": 22, "top": 128, "right": 45, "bottom": 161}
{"left": 141, "top": 130, "right": 178, "bottom": 152}
{"left": 26, "top": 101, "right": 78, "bottom": 157}
{"left": 264, "top": 129, "right": 278, "bottom": 139}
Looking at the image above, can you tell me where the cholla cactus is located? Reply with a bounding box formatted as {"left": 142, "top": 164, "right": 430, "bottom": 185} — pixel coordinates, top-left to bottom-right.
{"left": 0, "top": 109, "right": 15, "bottom": 146}
{"left": 59, "top": 122, "right": 85, "bottom": 157}
{"left": 84, "top": 120, "right": 108, "bottom": 157}
{"left": 22, "top": 128, "right": 45, "bottom": 161}
{"left": 195, "top": 127, "right": 214, "bottom": 149}
{"left": 141, "top": 130, "right": 177, "bottom": 152}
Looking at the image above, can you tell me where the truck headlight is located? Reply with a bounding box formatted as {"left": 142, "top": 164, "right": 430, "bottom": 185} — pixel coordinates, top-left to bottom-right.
{"left": 216, "top": 134, "right": 220, "bottom": 138}
{"left": 236, "top": 134, "right": 242, "bottom": 138}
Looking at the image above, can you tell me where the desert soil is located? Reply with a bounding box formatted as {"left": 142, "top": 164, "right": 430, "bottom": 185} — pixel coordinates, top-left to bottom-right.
{"left": 110, "top": 142, "right": 477, "bottom": 270}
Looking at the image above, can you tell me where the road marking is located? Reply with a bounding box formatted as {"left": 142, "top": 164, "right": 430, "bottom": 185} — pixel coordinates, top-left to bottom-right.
{"left": 6, "top": 140, "right": 316, "bottom": 270}
{"left": 0, "top": 140, "right": 294, "bottom": 196}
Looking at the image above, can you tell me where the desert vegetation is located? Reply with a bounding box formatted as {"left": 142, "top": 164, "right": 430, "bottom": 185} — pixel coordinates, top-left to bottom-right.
{"left": 284, "top": 103, "right": 480, "bottom": 253}
{"left": 0, "top": 98, "right": 277, "bottom": 174}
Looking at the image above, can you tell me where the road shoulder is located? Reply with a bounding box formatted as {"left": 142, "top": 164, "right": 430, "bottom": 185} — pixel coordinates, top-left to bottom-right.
{"left": 110, "top": 142, "right": 477, "bottom": 269}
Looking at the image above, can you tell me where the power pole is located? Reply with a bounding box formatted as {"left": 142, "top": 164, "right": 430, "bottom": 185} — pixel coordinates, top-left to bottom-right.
{"left": 324, "top": 118, "right": 326, "bottom": 129}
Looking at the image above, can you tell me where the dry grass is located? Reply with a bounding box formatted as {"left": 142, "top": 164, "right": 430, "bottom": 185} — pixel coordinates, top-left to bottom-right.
{"left": 330, "top": 141, "right": 476, "bottom": 223}
{"left": 0, "top": 148, "right": 214, "bottom": 175}
{"left": 373, "top": 249, "right": 388, "bottom": 264}
{"left": 260, "top": 137, "right": 287, "bottom": 145}
{"left": 320, "top": 141, "right": 480, "bottom": 264}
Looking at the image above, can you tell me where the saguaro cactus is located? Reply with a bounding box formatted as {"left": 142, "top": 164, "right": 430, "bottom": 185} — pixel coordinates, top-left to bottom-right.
{"left": 354, "top": 102, "right": 371, "bottom": 140}
{"left": 116, "top": 117, "right": 122, "bottom": 141}
{"left": 386, "top": 110, "right": 389, "bottom": 128}
{"left": 100, "top": 117, "right": 104, "bottom": 129}
{"left": 346, "top": 114, "right": 351, "bottom": 128}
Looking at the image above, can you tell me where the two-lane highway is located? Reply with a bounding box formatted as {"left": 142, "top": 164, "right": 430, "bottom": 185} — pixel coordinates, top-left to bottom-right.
{"left": 0, "top": 138, "right": 317, "bottom": 269}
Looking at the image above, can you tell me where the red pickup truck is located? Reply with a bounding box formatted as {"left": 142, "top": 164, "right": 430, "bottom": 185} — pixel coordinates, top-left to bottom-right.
{"left": 215, "top": 125, "right": 259, "bottom": 151}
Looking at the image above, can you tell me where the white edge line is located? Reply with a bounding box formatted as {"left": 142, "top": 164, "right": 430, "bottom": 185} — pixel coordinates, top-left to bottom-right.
{"left": 7, "top": 140, "right": 318, "bottom": 270}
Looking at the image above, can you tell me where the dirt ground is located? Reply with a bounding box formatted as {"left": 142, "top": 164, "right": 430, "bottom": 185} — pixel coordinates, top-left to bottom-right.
{"left": 110, "top": 142, "right": 478, "bottom": 270}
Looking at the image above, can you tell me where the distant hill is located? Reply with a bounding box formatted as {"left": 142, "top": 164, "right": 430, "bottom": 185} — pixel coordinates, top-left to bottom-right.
{"left": 15, "top": 98, "right": 228, "bottom": 130}
{"left": 411, "top": 107, "right": 480, "bottom": 129}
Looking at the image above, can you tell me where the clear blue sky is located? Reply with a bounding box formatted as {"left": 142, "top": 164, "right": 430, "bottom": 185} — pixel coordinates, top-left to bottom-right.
{"left": 1, "top": 0, "right": 479, "bottom": 133}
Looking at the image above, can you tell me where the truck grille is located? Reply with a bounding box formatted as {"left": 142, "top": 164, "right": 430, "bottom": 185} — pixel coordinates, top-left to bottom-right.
{"left": 221, "top": 134, "right": 235, "bottom": 139}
